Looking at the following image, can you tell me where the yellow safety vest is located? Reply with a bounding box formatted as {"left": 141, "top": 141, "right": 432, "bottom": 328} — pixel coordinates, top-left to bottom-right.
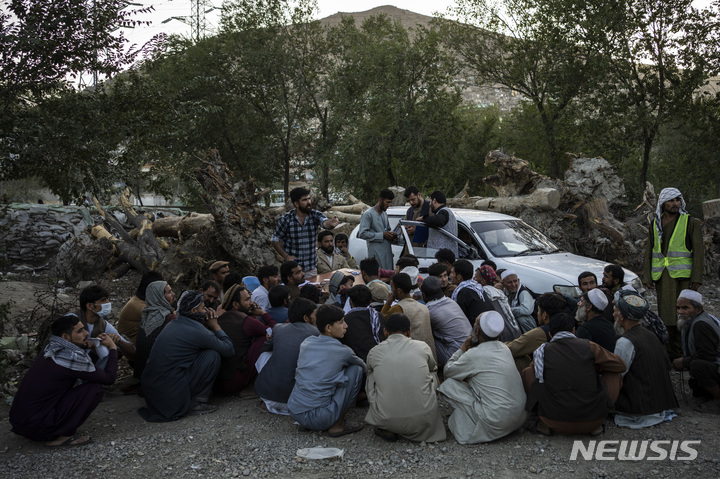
{"left": 651, "top": 214, "right": 692, "bottom": 281}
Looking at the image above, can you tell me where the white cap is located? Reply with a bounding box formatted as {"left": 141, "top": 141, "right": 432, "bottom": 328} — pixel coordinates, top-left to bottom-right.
{"left": 501, "top": 270, "right": 517, "bottom": 281}
{"left": 678, "top": 289, "right": 703, "bottom": 305}
{"left": 587, "top": 288, "right": 609, "bottom": 311}
{"left": 479, "top": 311, "right": 504, "bottom": 338}
{"left": 401, "top": 266, "right": 419, "bottom": 286}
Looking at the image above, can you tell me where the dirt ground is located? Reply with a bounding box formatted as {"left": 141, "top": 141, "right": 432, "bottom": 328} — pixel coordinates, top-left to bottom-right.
{"left": 1, "top": 271, "right": 719, "bottom": 478}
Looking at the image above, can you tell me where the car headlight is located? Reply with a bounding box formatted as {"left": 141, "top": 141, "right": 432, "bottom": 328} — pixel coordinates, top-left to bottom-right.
{"left": 554, "top": 285, "right": 580, "bottom": 298}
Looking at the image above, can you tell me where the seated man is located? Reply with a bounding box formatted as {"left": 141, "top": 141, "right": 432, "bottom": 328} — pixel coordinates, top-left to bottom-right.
{"left": 360, "top": 257, "right": 390, "bottom": 305}
{"left": 299, "top": 283, "right": 321, "bottom": 304}
{"left": 280, "top": 260, "right": 305, "bottom": 301}
{"left": 673, "top": 290, "right": 720, "bottom": 413}
{"left": 199, "top": 280, "right": 222, "bottom": 310}
{"left": 439, "top": 311, "right": 528, "bottom": 444}
{"left": 255, "top": 298, "right": 320, "bottom": 415}
{"left": 428, "top": 262, "right": 456, "bottom": 298}
{"left": 449, "top": 260, "right": 495, "bottom": 327}
{"left": 267, "top": 285, "right": 291, "bottom": 323}
{"left": 501, "top": 270, "right": 536, "bottom": 333}
{"left": 138, "top": 291, "right": 235, "bottom": 422}
{"left": 334, "top": 233, "right": 357, "bottom": 269}
{"left": 575, "top": 288, "right": 617, "bottom": 352}
{"left": 365, "top": 313, "right": 446, "bottom": 443}
{"left": 9, "top": 314, "right": 118, "bottom": 447}
{"left": 209, "top": 261, "right": 230, "bottom": 291}
{"left": 342, "top": 285, "right": 385, "bottom": 362}
{"left": 326, "top": 270, "right": 354, "bottom": 309}
{"left": 317, "top": 230, "right": 350, "bottom": 274}
{"left": 134, "top": 281, "right": 176, "bottom": 380}
{"left": 602, "top": 263, "right": 626, "bottom": 293}
{"left": 613, "top": 290, "right": 677, "bottom": 427}
{"left": 434, "top": 248, "right": 455, "bottom": 268}
{"left": 506, "top": 292, "right": 566, "bottom": 373}
{"left": 381, "top": 273, "right": 437, "bottom": 361}
{"left": 77, "top": 284, "right": 135, "bottom": 366}
{"left": 251, "top": 265, "right": 281, "bottom": 311}
{"left": 117, "top": 271, "right": 163, "bottom": 344}
{"left": 214, "top": 284, "right": 276, "bottom": 395}
{"left": 420, "top": 276, "right": 472, "bottom": 371}
{"left": 288, "top": 305, "right": 366, "bottom": 436}
{"left": 523, "top": 313, "right": 626, "bottom": 436}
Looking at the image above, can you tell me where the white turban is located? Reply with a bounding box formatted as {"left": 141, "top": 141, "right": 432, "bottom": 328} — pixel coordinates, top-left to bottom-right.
{"left": 655, "top": 188, "right": 687, "bottom": 241}
{"left": 678, "top": 289, "right": 703, "bottom": 305}
{"left": 587, "top": 288, "right": 609, "bottom": 311}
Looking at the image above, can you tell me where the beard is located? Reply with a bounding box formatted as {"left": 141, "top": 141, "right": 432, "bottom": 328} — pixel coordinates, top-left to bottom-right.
{"left": 299, "top": 202, "right": 313, "bottom": 214}
{"left": 677, "top": 316, "right": 688, "bottom": 331}
{"left": 613, "top": 320, "right": 625, "bottom": 337}
{"left": 321, "top": 245, "right": 334, "bottom": 255}
{"left": 575, "top": 306, "right": 588, "bottom": 323}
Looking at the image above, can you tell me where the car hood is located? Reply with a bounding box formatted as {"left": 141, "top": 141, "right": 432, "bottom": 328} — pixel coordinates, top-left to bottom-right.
{"left": 500, "top": 252, "right": 638, "bottom": 286}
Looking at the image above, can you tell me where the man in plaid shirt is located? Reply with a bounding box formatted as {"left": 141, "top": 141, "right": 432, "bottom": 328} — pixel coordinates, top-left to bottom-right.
{"left": 272, "top": 187, "right": 339, "bottom": 278}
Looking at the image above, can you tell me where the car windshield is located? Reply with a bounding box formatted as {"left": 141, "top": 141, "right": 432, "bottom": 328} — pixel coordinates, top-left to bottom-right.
{"left": 471, "top": 220, "right": 559, "bottom": 258}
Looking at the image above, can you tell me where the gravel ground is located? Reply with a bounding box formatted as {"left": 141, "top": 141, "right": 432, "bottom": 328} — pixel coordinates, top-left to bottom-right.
{"left": 1, "top": 272, "right": 720, "bottom": 478}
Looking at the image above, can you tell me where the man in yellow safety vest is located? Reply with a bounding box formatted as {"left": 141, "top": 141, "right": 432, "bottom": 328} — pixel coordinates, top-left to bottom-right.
{"left": 643, "top": 187, "right": 704, "bottom": 359}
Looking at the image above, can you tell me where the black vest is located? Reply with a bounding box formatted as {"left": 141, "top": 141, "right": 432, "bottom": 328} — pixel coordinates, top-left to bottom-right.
{"left": 577, "top": 315, "right": 617, "bottom": 352}
{"left": 615, "top": 326, "right": 677, "bottom": 415}
{"left": 527, "top": 338, "right": 611, "bottom": 421}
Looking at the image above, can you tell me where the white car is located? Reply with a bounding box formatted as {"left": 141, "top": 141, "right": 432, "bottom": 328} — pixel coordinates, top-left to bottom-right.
{"left": 348, "top": 206, "right": 641, "bottom": 297}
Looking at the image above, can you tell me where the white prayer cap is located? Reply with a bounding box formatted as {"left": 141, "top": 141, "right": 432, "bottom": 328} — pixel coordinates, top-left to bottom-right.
{"left": 479, "top": 311, "right": 504, "bottom": 338}
{"left": 401, "top": 266, "right": 419, "bottom": 286}
{"left": 678, "top": 289, "right": 703, "bottom": 305}
{"left": 587, "top": 288, "right": 608, "bottom": 311}
{"left": 501, "top": 270, "right": 517, "bottom": 281}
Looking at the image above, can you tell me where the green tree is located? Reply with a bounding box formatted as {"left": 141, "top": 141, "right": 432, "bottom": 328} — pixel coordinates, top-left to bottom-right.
{"left": 327, "top": 15, "right": 463, "bottom": 200}
{"left": 442, "top": 0, "right": 599, "bottom": 178}
{"left": 541, "top": 0, "right": 717, "bottom": 191}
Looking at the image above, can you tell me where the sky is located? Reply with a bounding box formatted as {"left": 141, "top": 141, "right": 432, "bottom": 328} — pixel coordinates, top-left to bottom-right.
{"left": 121, "top": 1, "right": 455, "bottom": 48}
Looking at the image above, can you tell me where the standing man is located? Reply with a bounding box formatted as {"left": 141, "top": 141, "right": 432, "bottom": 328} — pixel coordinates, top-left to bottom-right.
{"left": 358, "top": 188, "right": 397, "bottom": 270}
{"left": 403, "top": 186, "right": 431, "bottom": 247}
{"left": 644, "top": 187, "right": 704, "bottom": 359}
{"left": 420, "top": 190, "right": 458, "bottom": 259}
{"left": 272, "top": 187, "right": 339, "bottom": 278}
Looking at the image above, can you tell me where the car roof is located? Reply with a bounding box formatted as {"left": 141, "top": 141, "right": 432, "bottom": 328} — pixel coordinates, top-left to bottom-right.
{"left": 386, "top": 206, "right": 518, "bottom": 222}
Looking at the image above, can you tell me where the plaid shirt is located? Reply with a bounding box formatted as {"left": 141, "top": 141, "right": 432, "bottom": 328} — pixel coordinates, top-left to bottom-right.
{"left": 271, "top": 209, "right": 328, "bottom": 271}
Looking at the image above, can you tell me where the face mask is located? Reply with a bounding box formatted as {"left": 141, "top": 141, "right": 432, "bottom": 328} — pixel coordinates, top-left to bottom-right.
{"left": 98, "top": 302, "right": 112, "bottom": 317}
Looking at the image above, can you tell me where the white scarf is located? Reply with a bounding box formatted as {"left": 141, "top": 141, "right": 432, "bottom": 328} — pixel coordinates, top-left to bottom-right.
{"left": 451, "top": 279, "right": 485, "bottom": 303}
{"left": 655, "top": 187, "right": 687, "bottom": 241}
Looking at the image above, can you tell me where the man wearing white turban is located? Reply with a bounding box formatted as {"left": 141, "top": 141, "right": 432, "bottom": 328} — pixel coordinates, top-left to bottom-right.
{"left": 643, "top": 187, "right": 704, "bottom": 359}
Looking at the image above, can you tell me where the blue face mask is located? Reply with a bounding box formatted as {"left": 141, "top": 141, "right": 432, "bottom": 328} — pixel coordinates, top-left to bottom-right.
{"left": 98, "top": 302, "right": 112, "bottom": 317}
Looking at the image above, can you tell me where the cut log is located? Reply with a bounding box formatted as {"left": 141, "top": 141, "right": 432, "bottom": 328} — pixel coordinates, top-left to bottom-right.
{"left": 90, "top": 224, "right": 151, "bottom": 273}
{"left": 453, "top": 180, "right": 470, "bottom": 199}
{"left": 703, "top": 199, "right": 720, "bottom": 220}
{"left": 327, "top": 211, "right": 362, "bottom": 224}
{"left": 327, "top": 203, "right": 369, "bottom": 214}
{"left": 152, "top": 213, "right": 215, "bottom": 238}
{"left": 446, "top": 196, "right": 482, "bottom": 208}
{"left": 474, "top": 188, "right": 560, "bottom": 213}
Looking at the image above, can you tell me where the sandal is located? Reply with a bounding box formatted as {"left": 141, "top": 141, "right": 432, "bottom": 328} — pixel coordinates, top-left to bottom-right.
{"left": 589, "top": 424, "right": 606, "bottom": 437}
{"left": 47, "top": 435, "right": 92, "bottom": 448}
{"left": 525, "top": 421, "right": 552, "bottom": 437}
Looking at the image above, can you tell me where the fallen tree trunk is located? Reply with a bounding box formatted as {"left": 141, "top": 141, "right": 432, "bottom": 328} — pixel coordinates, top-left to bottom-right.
{"left": 484, "top": 150, "right": 547, "bottom": 196}
{"left": 327, "top": 203, "right": 369, "bottom": 214}
{"left": 152, "top": 213, "right": 215, "bottom": 238}
{"left": 446, "top": 196, "right": 483, "bottom": 208}
{"left": 193, "top": 149, "right": 279, "bottom": 275}
{"left": 703, "top": 199, "right": 720, "bottom": 220}
{"left": 474, "top": 188, "right": 560, "bottom": 213}
{"left": 326, "top": 211, "right": 363, "bottom": 224}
